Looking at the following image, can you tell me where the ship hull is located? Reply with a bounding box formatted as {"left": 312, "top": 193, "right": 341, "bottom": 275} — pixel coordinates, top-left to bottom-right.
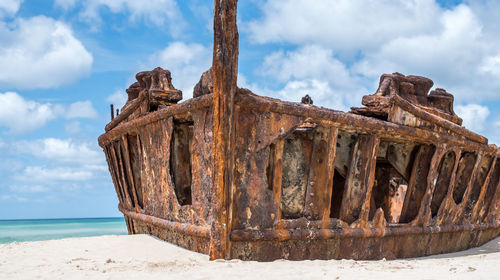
{"left": 99, "top": 90, "right": 500, "bottom": 261}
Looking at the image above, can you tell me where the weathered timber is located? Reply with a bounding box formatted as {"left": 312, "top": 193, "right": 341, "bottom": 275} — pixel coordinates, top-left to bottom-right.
{"left": 98, "top": 0, "right": 500, "bottom": 261}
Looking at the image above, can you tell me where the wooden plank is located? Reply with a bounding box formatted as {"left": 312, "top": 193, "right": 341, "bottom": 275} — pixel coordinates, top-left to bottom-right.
{"left": 339, "top": 134, "right": 379, "bottom": 226}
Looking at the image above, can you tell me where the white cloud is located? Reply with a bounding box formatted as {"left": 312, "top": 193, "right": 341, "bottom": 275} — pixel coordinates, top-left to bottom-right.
{"left": 352, "top": 5, "right": 492, "bottom": 99}
{"left": 153, "top": 41, "right": 211, "bottom": 96}
{"left": 66, "top": 101, "right": 98, "bottom": 119}
{"left": 15, "top": 138, "right": 104, "bottom": 165}
{"left": 0, "top": 194, "right": 27, "bottom": 202}
{"left": 0, "top": 0, "right": 22, "bottom": 18}
{"left": 0, "top": 16, "right": 93, "bottom": 89}
{"left": 0, "top": 92, "right": 59, "bottom": 133}
{"left": 9, "top": 185, "right": 49, "bottom": 193}
{"left": 247, "top": 0, "right": 442, "bottom": 56}
{"left": 254, "top": 45, "right": 368, "bottom": 110}
{"left": 455, "top": 104, "right": 490, "bottom": 132}
{"left": 0, "top": 92, "right": 99, "bottom": 134}
{"left": 20, "top": 166, "right": 94, "bottom": 181}
{"left": 54, "top": 0, "right": 77, "bottom": 11}
{"left": 106, "top": 89, "right": 128, "bottom": 110}
{"left": 79, "top": 0, "right": 184, "bottom": 34}
{"left": 248, "top": 1, "right": 500, "bottom": 104}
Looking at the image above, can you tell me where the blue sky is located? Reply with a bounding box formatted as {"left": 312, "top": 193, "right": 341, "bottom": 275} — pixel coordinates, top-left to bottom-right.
{"left": 1, "top": 0, "right": 500, "bottom": 219}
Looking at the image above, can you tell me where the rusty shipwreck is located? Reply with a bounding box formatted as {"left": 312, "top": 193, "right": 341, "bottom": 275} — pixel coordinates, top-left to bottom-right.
{"left": 98, "top": 0, "right": 500, "bottom": 261}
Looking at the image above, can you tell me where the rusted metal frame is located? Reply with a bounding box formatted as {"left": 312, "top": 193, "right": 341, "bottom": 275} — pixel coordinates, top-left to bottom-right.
{"left": 103, "top": 146, "right": 125, "bottom": 204}
{"left": 471, "top": 156, "right": 498, "bottom": 222}
{"left": 229, "top": 221, "right": 500, "bottom": 242}
{"left": 400, "top": 145, "right": 435, "bottom": 223}
{"left": 413, "top": 102, "right": 462, "bottom": 125}
{"left": 435, "top": 148, "right": 462, "bottom": 225}
{"left": 411, "top": 145, "right": 447, "bottom": 226}
{"left": 210, "top": 0, "right": 239, "bottom": 260}
{"left": 119, "top": 204, "right": 210, "bottom": 238}
{"left": 339, "top": 134, "right": 380, "bottom": 227}
{"left": 391, "top": 95, "right": 487, "bottom": 144}
{"left": 108, "top": 144, "right": 129, "bottom": 207}
{"left": 236, "top": 93, "right": 494, "bottom": 153}
{"left": 98, "top": 94, "right": 213, "bottom": 147}
{"left": 271, "top": 138, "right": 285, "bottom": 224}
{"left": 105, "top": 92, "right": 146, "bottom": 132}
{"left": 485, "top": 173, "right": 500, "bottom": 223}
{"left": 114, "top": 142, "right": 134, "bottom": 209}
{"left": 275, "top": 218, "right": 347, "bottom": 230}
{"left": 122, "top": 135, "right": 141, "bottom": 212}
{"left": 455, "top": 152, "right": 484, "bottom": 223}
{"left": 322, "top": 128, "right": 338, "bottom": 227}
{"left": 304, "top": 127, "right": 338, "bottom": 221}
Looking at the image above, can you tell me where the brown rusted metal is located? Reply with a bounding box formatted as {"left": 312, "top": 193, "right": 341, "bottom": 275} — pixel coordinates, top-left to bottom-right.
{"left": 98, "top": 0, "right": 500, "bottom": 261}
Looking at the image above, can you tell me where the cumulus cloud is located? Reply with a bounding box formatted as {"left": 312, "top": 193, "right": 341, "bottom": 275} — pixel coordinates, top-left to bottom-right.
{"left": 9, "top": 185, "right": 49, "bottom": 193}
{"left": 455, "top": 104, "right": 490, "bottom": 133}
{"left": 14, "top": 138, "right": 104, "bottom": 165}
{"left": 153, "top": 41, "right": 211, "bottom": 95}
{"left": 20, "top": 166, "right": 94, "bottom": 181}
{"left": 0, "top": 0, "right": 22, "bottom": 18}
{"left": 0, "top": 92, "right": 98, "bottom": 133}
{"left": 254, "top": 45, "right": 369, "bottom": 110}
{"left": 66, "top": 101, "right": 98, "bottom": 119}
{"left": 248, "top": 1, "right": 500, "bottom": 103}
{"left": 0, "top": 16, "right": 93, "bottom": 89}
{"left": 0, "top": 92, "right": 59, "bottom": 133}
{"left": 54, "top": 0, "right": 77, "bottom": 11}
{"left": 79, "top": 0, "right": 185, "bottom": 34}
{"left": 247, "top": 0, "right": 442, "bottom": 56}
{"left": 352, "top": 5, "right": 494, "bottom": 101}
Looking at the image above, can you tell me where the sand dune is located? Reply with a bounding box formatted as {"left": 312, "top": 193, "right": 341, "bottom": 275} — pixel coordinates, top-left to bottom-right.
{"left": 0, "top": 234, "right": 498, "bottom": 279}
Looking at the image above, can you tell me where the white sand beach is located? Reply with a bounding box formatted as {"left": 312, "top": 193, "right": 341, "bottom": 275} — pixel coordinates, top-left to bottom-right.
{"left": 0, "top": 234, "right": 498, "bottom": 280}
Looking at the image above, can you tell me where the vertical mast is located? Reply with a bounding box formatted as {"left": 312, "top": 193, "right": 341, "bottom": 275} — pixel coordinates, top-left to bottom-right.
{"left": 210, "top": 0, "right": 239, "bottom": 260}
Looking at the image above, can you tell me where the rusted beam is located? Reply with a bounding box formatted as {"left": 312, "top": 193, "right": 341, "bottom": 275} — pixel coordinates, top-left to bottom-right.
{"left": 99, "top": 94, "right": 212, "bottom": 147}
{"left": 236, "top": 92, "right": 496, "bottom": 153}
{"left": 410, "top": 145, "right": 447, "bottom": 226}
{"left": 119, "top": 204, "right": 210, "bottom": 238}
{"left": 303, "top": 127, "right": 337, "bottom": 220}
{"left": 105, "top": 92, "right": 145, "bottom": 132}
{"left": 210, "top": 0, "right": 239, "bottom": 260}
{"left": 391, "top": 95, "right": 487, "bottom": 144}
{"left": 339, "top": 134, "right": 379, "bottom": 226}
{"left": 271, "top": 139, "right": 285, "bottom": 222}
{"left": 230, "top": 222, "right": 500, "bottom": 242}
{"left": 122, "top": 135, "right": 141, "bottom": 212}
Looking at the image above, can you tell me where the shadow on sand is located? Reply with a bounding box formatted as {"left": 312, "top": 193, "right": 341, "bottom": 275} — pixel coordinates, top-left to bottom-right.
{"left": 418, "top": 236, "right": 500, "bottom": 260}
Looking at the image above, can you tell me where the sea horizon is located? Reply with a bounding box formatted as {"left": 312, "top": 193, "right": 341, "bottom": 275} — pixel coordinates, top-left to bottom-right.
{"left": 0, "top": 217, "right": 128, "bottom": 244}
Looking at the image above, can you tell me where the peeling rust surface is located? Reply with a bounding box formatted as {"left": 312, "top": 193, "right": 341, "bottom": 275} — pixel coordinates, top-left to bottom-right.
{"left": 99, "top": 0, "right": 500, "bottom": 261}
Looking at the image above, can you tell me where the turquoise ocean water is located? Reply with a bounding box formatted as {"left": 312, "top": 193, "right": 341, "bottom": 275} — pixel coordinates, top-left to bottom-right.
{"left": 0, "top": 217, "right": 128, "bottom": 244}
